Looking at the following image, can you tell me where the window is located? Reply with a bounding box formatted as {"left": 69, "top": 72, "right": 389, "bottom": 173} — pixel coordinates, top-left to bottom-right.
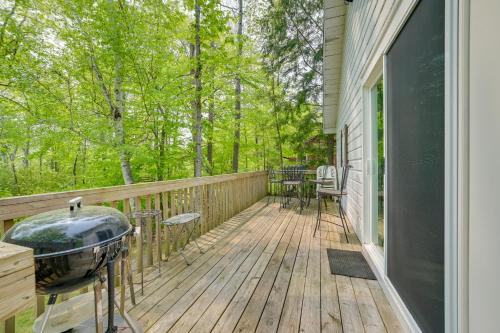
{"left": 343, "top": 124, "right": 349, "bottom": 167}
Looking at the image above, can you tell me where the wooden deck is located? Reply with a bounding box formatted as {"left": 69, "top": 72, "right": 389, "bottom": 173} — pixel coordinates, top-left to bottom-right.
{"left": 124, "top": 199, "right": 405, "bottom": 333}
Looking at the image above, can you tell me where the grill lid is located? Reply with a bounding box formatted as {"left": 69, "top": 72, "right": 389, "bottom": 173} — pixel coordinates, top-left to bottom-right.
{"left": 2, "top": 197, "right": 132, "bottom": 258}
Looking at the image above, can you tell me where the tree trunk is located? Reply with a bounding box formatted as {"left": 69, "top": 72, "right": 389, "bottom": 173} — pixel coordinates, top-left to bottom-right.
{"left": 206, "top": 42, "right": 216, "bottom": 176}
{"left": 8, "top": 146, "right": 19, "bottom": 195}
{"left": 72, "top": 155, "right": 78, "bottom": 187}
{"left": 90, "top": 0, "right": 134, "bottom": 185}
{"left": 244, "top": 124, "right": 248, "bottom": 170}
{"left": 158, "top": 119, "right": 166, "bottom": 181}
{"left": 232, "top": 0, "right": 243, "bottom": 173}
{"left": 113, "top": 54, "right": 134, "bottom": 184}
{"left": 191, "top": 0, "right": 203, "bottom": 178}
{"left": 22, "top": 129, "right": 30, "bottom": 168}
{"left": 82, "top": 140, "right": 87, "bottom": 184}
{"left": 207, "top": 97, "right": 214, "bottom": 175}
{"left": 271, "top": 76, "right": 283, "bottom": 168}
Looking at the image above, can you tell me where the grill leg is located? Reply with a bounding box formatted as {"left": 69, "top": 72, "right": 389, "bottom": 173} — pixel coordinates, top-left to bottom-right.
{"left": 106, "top": 259, "right": 117, "bottom": 333}
{"left": 39, "top": 294, "right": 57, "bottom": 333}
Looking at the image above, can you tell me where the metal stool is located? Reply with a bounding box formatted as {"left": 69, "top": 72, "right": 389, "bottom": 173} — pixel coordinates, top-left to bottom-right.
{"left": 162, "top": 212, "right": 204, "bottom": 265}
{"left": 127, "top": 210, "right": 162, "bottom": 295}
{"left": 315, "top": 166, "right": 350, "bottom": 241}
{"left": 267, "top": 167, "right": 281, "bottom": 204}
{"left": 280, "top": 165, "right": 305, "bottom": 214}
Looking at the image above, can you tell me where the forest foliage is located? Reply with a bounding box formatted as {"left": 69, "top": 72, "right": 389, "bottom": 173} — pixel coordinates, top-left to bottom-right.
{"left": 0, "top": 0, "right": 328, "bottom": 197}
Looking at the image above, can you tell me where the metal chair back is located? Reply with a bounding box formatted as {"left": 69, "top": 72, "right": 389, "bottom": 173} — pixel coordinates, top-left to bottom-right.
{"left": 283, "top": 165, "right": 304, "bottom": 182}
{"left": 340, "top": 165, "right": 350, "bottom": 195}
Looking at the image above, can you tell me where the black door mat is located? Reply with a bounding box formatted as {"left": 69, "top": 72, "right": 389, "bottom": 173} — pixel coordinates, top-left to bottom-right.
{"left": 326, "top": 248, "right": 376, "bottom": 280}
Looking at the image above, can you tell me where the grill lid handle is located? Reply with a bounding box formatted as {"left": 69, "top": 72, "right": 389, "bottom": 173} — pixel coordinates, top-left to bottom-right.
{"left": 69, "top": 197, "right": 82, "bottom": 213}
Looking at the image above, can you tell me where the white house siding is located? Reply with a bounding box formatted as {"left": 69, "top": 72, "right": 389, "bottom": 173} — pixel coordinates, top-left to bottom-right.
{"left": 334, "top": 0, "right": 399, "bottom": 235}
{"left": 323, "top": 0, "right": 346, "bottom": 134}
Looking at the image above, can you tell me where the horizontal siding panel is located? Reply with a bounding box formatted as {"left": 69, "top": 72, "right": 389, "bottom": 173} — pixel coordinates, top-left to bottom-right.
{"left": 325, "top": 5, "right": 346, "bottom": 19}
{"left": 327, "top": 0, "right": 400, "bottom": 233}
{"left": 324, "top": 0, "right": 345, "bottom": 10}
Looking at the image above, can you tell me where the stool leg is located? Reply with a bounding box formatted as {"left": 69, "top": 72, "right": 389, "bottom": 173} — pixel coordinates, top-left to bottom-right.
{"left": 299, "top": 185, "right": 303, "bottom": 214}
{"left": 306, "top": 183, "right": 312, "bottom": 207}
{"left": 314, "top": 195, "right": 321, "bottom": 237}
{"left": 125, "top": 241, "right": 136, "bottom": 306}
{"left": 338, "top": 200, "right": 349, "bottom": 243}
{"left": 179, "top": 224, "right": 191, "bottom": 265}
{"left": 192, "top": 219, "right": 204, "bottom": 254}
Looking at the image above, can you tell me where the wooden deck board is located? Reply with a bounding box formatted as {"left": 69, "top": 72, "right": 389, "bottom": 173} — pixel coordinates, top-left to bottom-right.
{"left": 231, "top": 207, "right": 300, "bottom": 333}
{"left": 188, "top": 208, "right": 295, "bottom": 333}
{"left": 122, "top": 199, "right": 406, "bottom": 333}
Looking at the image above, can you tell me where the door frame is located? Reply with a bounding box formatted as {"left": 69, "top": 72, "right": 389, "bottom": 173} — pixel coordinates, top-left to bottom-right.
{"left": 360, "top": 0, "right": 461, "bottom": 332}
{"left": 362, "top": 58, "right": 385, "bottom": 271}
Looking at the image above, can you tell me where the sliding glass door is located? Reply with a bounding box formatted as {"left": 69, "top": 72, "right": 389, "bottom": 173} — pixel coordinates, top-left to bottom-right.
{"left": 386, "top": 0, "right": 445, "bottom": 332}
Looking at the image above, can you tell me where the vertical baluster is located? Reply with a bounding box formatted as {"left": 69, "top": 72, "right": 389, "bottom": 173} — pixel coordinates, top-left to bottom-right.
{"left": 155, "top": 193, "right": 162, "bottom": 263}
{"left": 36, "top": 295, "right": 46, "bottom": 317}
{"left": 209, "top": 184, "right": 213, "bottom": 231}
{"left": 145, "top": 195, "right": 153, "bottom": 267}
{"left": 109, "top": 200, "right": 121, "bottom": 287}
{"left": 217, "top": 183, "right": 221, "bottom": 226}
{"left": 134, "top": 197, "right": 143, "bottom": 273}
{"left": 225, "top": 182, "right": 229, "bottom": 221}
{"left": 162, "top": 191, "right": 170, "bottom": 257}
{"left": 171, "top": 191, "right": 178, "bottom": 251}
{"left": 182, "top": 188, "right": 189, "bottom": 246}
{"left": 202, "top": 185, "right": 208, "bottom": 234}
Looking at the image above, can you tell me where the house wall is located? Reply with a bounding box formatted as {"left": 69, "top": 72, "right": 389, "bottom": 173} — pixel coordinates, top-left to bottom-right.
{"left": 323, "top": 0, "right": 346, "bottom": 134}
{"left": 335, "top": 0, "right": 400, "bottom": 235}
{"left": 468, "top": 0, "right": 500, "bottom": 331}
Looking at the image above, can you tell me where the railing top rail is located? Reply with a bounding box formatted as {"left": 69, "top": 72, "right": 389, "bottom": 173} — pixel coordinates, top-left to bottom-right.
{"left": 0, "top": 171, "right": 266, "bottom": 221}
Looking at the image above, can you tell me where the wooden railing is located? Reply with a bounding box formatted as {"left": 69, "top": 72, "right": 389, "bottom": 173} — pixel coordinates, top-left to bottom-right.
{"left": 0, "top": 171, "right": 267, "bottom": 333}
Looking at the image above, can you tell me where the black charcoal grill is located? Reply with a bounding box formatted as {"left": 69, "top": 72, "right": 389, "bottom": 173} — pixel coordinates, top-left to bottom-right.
{"left": 2, "top": 197, "right": 134, "bottom": 333}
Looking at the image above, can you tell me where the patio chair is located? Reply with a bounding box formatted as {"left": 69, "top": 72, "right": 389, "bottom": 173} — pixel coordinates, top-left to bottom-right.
{"left": 306, "top": 165, "right": 337, "bottom": 207}
{"left": 314, "top": 165, "right": 351, "bottom": 241}
{"left": 280, "top": 165, "right": 305, "bottom": 214}
{"left": 267, "top": 167, "right": 281, "bottom": 205}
